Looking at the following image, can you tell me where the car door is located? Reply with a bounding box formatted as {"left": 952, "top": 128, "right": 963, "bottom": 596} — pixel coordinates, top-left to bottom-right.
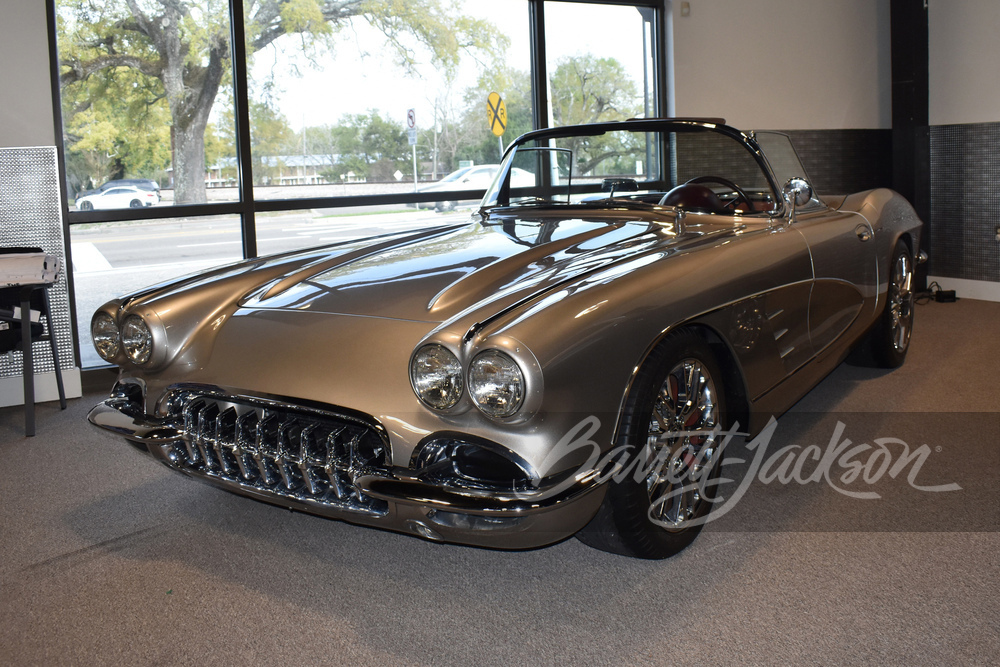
{"left": 793, "top": 204, "right": 878, "bottom": 354}
{"left": 102, "top": 188, "right": 130, "bottom": 209}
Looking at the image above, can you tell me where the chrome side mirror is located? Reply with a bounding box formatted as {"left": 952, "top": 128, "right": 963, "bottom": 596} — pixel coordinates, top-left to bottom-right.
{"left": 782, "top": 177, "right": 812, "bottom": 223}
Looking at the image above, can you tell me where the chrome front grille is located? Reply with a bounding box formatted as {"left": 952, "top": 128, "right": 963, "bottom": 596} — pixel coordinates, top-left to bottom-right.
{"left": 162, "top": 389, "right": 390, "bottom": 516}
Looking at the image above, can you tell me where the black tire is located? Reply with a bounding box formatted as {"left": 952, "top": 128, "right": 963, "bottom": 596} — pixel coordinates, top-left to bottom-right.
{"left": 577, "top": 330, "right": 729, "bottom": 559}
{"left": 79, "top": 200, "right": 93, "bottom": 211}
{"left": 871, "top": 241, "right": 915, "bottom": 368}
{"left": 129, "top": 199, "right": 143, "bottom": 208}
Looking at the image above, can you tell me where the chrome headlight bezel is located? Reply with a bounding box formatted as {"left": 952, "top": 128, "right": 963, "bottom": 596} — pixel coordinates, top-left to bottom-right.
{"left": 121, "top": 314, "right": 154, "bottom": 365}
{"left": 468, "top": 349, "right": 526, "bottom": 419}
{"left": 91, "top": 311, "right": 120, "bottom": 361}
{"left": 409, "top": 343, "right": 465, "bottom": 411}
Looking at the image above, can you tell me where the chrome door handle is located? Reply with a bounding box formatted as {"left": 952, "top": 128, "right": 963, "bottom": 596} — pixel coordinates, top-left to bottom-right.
{"left": 855, "top": 224, "right": 872, "bottom": 242}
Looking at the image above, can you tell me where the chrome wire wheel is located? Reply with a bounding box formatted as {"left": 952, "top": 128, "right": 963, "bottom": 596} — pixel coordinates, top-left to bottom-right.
{"left": 889, "top": 251, "right": 914, "bottom": 353}
{"left": 576, "top": 331, "right": 728, "bottom": 558}
{"left": 644, "top": 358, "right": 721, "bottom": 532}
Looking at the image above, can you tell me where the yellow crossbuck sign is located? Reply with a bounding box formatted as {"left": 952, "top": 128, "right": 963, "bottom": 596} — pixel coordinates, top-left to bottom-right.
{"left": 487, "top": 92, "right": 507, "bottom": 137}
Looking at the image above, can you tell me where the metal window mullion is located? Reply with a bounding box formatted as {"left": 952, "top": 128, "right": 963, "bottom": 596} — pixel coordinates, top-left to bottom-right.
{"left": 529, "top": 0, "right": 549, "bottom": 132}
{"left": 228, "top": 0, "right": 257, "bottom": 259}
{"left": 656, "top": 0, "right": 673, "bottom": 118}
{"left": 45, "top": 0, "right": 82, "bottom": 368}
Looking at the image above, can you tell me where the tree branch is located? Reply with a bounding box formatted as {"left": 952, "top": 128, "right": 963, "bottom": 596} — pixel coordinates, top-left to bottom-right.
{"left": 61, "top": 54, "right": 163, "bottom": 87}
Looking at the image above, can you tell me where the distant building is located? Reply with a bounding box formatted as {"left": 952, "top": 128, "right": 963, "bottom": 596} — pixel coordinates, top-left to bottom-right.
{"left": 205, "top": 154, "right": 341, "bottom": 188}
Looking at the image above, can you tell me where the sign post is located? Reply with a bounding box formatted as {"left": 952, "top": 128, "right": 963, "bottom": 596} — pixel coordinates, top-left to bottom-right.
{"left": 487, "top": 92, "right": 507, "bottom": 157}
{"left": 407, "top": 108, "right": 417, "bottom": 191}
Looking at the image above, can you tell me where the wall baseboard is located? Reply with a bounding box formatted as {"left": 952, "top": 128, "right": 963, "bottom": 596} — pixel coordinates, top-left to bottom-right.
{"left": 926, "top": 276, "right": 1000, "bottom": 303}
{"left": 0, "top": 367, "right": 82, "bottom": 408}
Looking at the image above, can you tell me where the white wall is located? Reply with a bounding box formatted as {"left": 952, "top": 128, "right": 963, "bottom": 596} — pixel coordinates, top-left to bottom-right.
{"left": 929, "top": 0, "right": 1000, "bottom": 126}
{"left": 0, "top": 2, "right": 56, "bottom": 147}
{"left": 671, "top": 0, "right": 891, "bottom": 130}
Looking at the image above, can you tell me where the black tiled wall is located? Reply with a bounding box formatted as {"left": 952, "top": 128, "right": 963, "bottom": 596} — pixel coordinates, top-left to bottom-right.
{"left": 784, "top": 129, "right": 893, "bottom": 195}
{"left": 781, "top": 126, "right": 999, "bottom": 284}
{"left": 928, "top": 123, "right": 1000, "bottom": 281}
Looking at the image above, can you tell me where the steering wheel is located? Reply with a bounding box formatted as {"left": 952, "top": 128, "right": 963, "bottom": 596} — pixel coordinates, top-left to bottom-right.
{"left": 684, "top": 176, "right": 753, "bottom": 212}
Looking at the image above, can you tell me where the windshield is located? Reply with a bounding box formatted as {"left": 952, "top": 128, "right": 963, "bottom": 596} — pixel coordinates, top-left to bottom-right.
{"left": 482, "top": 122, "right": 779, "bottom": 216}
{"left": 753, "top": 131, "right": 811, "bottom": 190}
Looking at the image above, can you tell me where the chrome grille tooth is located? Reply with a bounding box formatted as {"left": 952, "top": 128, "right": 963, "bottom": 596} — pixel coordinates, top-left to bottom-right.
{"left": 257, "top": 411, "right": 279, "bottom": 458}
{"left": 275, "top": 420, "right": 303, "bottom": 491}
{"left": 346, "top": 431, "right": 366, "bottom": 501}
{"left": 329, "top": 471, "right": 350, "bottom": 501}
{"left": 233, "top": 409, "right": 259, "bottom": 482}
{"left": 350, "top": 430, "right": 374, "bottom": 500}
{"left": 297, "top": 423, "right": 324, "bottom": 496}
{"left": 351, "top": 431, "right": 369, "bottom": 470}
{"left": 213, "top": 407, "right": 238, "bottom": 475}
{"left": 301, "top": 423, "right": 326, "bottom": 465}
{"left": 195, "top": 402, "right": 220, "bottom": 471}
{"left": 324, "top": 428, "right": 350, "bottom": 500}
{"left": 181, "top": 399, "right": 206, "bottom": 464}
{"left": 254, "top": 413, "right": 279, "bottom": 486}
{"left": 324, "top": 427, "right": 344, "bottom": 470}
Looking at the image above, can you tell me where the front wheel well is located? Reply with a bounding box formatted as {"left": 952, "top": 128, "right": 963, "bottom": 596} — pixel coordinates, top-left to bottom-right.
{"left": 897, "top": 232, "right": 914, "bottom": 257}
{"left": 623, "top": 324, "right": 751, "bottom": 438}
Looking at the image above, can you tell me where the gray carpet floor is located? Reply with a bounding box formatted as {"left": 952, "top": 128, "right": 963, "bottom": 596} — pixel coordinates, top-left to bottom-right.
{"left": 1, "top": 298, "right": 997, "bottom": 665}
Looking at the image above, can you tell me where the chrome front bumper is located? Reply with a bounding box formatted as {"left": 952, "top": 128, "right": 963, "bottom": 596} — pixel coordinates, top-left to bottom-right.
{"left": 88, "top": 391, "right": 605, "bottom": 549}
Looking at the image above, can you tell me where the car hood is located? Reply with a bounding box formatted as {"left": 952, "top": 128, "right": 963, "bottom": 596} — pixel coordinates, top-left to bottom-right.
{"left": 238, "top": 212, "right": 701, "bottom": 324}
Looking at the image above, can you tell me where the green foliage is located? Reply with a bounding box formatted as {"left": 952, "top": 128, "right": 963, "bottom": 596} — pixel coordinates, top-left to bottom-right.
{"left": 411, "top": 65, "right": 533, "bottom": 178}
{"left": 308, "top": 111, "right": 409, "bottom": 181}
{"left": 550, "top": 54, "right": 641, "bottom": 126}
{"left": 57, "top": 1, "right": 172, "bottom": 192}
{"left": 359, "top": 0, "right": 508, "bottom": 75}
{"left": 278, "top": 0, "right": 332, "bottom": 36}
{"left": 58, "top": 0, "right": 505, "bottom": 203}
{"left": 249, "top": 101, "right": 297, "bottom": 183}
{"left": 457, "top": 66, "right": 534, "bottom": 168}
{"left": 549, "top": 55, "right": 643, "bottom": 177}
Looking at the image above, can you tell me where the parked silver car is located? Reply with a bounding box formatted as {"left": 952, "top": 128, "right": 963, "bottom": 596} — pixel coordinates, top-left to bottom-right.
{"left": 88, "top": 119, "right": 922, "bottom": 558}
{"left": 416, "top": 165, "right": 534, "bottom": 211}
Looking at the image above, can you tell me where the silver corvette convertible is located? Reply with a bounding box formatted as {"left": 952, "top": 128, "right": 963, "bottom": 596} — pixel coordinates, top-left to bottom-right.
{"left": 89, "top": 119, "right": 923, "bottom": 558}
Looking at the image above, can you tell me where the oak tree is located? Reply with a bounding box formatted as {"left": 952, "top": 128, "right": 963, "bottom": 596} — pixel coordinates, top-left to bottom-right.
{"left": 58, "top": 0, "right": 499, "bottom": 204}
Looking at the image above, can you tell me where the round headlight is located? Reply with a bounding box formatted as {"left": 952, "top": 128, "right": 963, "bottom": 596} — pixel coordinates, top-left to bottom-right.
{"left": 91, "top": 312, "right": 120, "bottom": 361}
{"left": 121, "top": 315, "right": 153, "bottom": 365}
{"left": 410, "top": 344, "right": 464, "bottom": 410}
{"left": 469, "top": 350, "right": 525, "bottom": 418}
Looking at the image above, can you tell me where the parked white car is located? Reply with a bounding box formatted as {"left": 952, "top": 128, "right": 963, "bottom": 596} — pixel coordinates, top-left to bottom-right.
{"left": 76, "top": 186, "right": 158, "bottom": 211}
{"left": 417, "top": 165, "right": 535, "bottom": 211}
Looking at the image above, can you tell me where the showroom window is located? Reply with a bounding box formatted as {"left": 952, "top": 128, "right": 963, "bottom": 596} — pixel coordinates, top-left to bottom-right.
{"left": 544, "top": 2, "right": 657, "bottom": 126}
{"left": 48, "top": 0, "right": 669, "bottom": 367}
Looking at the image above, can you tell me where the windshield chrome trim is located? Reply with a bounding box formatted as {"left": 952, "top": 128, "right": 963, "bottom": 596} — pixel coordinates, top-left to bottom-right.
{"left": 483, "top": 119, "right": 783, "bottom": 214}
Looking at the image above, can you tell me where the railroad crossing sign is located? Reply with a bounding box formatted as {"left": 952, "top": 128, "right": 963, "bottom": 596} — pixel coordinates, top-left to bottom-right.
{"left": 487, "top": 92, "right": 506, "bottom": 137}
